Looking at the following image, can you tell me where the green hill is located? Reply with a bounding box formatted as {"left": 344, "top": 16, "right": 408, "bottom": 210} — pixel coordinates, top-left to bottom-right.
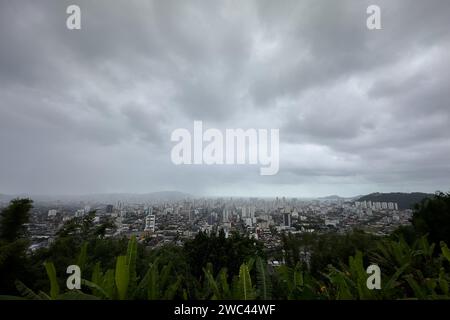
{"left": 357, "top": 192, "right": 433, "bottom": 210}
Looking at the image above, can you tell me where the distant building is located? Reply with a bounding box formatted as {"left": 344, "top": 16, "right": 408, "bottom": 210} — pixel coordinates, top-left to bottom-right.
{"left": 106, "top": 205, "right": 114, "bottom": 213}
{"left": 208, "top": 212, "right": 218, "bottom": 225}
{"left": 249, "top": 206, "right": 256, "bottom": 219}
{"left": 189, "top": 210, "right": 195, "bottom": 222}
{"left": 283, "top": 212, "right": 291, "bottom": 227}
{"left": 144, "top": 214, "right": 156, "bottom": 232}
{"left": 325, "top": 219, "right": 339, "bottom": 227}
{"left": 222, "top": 208, "right": 230, "bottom": 222}
{"left": 48, "top": 209, "right": 57, "bottom": 217}
{"left": 75, "top": 209, "right": 85, "bottom": 217}
{"left": 241, "top": 207, "right": 247, "bottom": 218}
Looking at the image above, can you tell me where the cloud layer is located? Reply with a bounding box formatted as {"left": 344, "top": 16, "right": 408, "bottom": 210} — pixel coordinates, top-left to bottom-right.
{"left": 1, "top": 0, "right": 449, "bottom": 197}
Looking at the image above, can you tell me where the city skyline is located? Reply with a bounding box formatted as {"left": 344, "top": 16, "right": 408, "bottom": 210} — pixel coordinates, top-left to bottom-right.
{"left": 0, "top": 189, "right": 435, "bottom": 204}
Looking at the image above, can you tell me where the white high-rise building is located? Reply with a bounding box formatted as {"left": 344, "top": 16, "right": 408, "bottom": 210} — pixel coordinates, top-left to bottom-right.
{"left": 249, "top": 206, "right": 256, "bottom": 219}
{"left": 222, "top": 208, "right": 231, "bottom": 222}
{"left": 144, "top": 214, "right": 156, "bottom": 232}
{"left": 241, "top": 207, "right": 247, "bottom": 218}
{"left": 75, "top": 209, "right": 85, "bottom": 217}
{"left": 48, "top": 209, "right": 57, "bottom": 217}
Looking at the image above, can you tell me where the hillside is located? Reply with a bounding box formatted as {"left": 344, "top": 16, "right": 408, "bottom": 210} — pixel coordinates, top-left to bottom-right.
{"left": 357, "top": 192, "right": 433, "bottom": 210}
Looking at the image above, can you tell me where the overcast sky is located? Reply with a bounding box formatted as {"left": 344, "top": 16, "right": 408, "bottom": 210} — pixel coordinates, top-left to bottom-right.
{"left": 1, "top": 0, "right": 449, "bottom": 198}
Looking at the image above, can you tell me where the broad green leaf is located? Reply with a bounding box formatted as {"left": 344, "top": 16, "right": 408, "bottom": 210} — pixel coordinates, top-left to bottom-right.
{"left": 44, "top": 262, "right": 60, "bottom": 300}
{"left": 115, "top": 256, "right": 129, "bottom": 300}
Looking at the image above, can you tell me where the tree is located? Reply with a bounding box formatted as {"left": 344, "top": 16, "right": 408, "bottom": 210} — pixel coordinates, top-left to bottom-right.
{"left": 0, "top": 199, "right": 33, "bottom": 294}
{"left": 412, "top": 192, "right": 450, "bottom": 246}
{"left": 183, "top": 230, "right": 265, "bottom": 279}
{"left": 30, "top": 213, "right": 123, "bottom": 291}
{"left": 0, "top": 198, "right": 33, "bottom": 242}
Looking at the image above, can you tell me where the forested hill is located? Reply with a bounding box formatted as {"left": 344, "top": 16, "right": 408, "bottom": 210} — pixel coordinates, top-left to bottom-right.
{"left": 356, "top": 192, "right": 433, "bottom": 210}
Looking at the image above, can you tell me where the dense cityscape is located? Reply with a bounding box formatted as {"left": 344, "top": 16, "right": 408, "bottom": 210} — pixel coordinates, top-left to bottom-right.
{"left": 15, "top": 194, "right": 412, "bottom": 262}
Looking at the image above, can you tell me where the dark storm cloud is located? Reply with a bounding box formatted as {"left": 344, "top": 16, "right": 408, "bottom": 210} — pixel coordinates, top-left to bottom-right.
{"left": 0, "top": 0, "right": 449, "bottom": 196}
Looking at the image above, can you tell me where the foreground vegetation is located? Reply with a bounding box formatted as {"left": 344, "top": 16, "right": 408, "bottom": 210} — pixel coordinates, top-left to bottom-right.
{"left": 1, "top": 192, "right": 450, "bottom": 300}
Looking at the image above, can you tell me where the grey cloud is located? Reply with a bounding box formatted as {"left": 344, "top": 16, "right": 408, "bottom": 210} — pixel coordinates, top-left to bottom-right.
{"left": 0, "top": 0, "right": 449, "bottom": 196}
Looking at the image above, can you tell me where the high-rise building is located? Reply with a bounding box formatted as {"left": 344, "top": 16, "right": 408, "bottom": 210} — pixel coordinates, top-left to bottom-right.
{"left": 241, "top": 207, "right": 247, "bottom": 218}
{"left": 75, "top": 209, "right": 85, "bottom": 217}
{"left": 106, "top": 205, "right": 114, "bottom": 213}
{"left": 222, "top": 208, "right": 230, "bottom": 222}
{"left": 283, "top": 212, "right": 291, "bottom": 227}
{"left": 249, "top": 206, "right": 256, "bottom": 219}
{"left": 144, "top": 214, "right": 156, "bottom": 232}
{"left": 48, "top": 209, "right": 57, "bottom": 217}
{"left": 207, "top": 213, "right": 217, "bottom": 226}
